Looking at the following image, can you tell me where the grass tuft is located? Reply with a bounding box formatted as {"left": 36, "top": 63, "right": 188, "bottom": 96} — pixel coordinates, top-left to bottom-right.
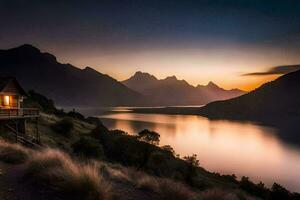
{"left": 157, "top": 179, "right": 195, "bottom": 200}
{"left": 198, "top": 189, "right": 240, "bottom": 200}
{"left": 0, "top": 140, "right": 30, "bottom": 164}
{"left": 25, "top": 149, "right": 111, "bottom": 200}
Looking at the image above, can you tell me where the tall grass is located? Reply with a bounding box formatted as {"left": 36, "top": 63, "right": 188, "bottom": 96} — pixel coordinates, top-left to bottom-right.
{"left": 100, "top": 162, "right": 195, "bottom": 200}
{"left": 25, "top": 149, "right": 111, "bottom": 200}
{"left": 0, "top": 140, "right": 30, "bottom": 164}
{"left": 196, "top": 188, "right": 258, "bottom": 200}
{"left": 0, "top": 140, "right": 254, "bottom": 200}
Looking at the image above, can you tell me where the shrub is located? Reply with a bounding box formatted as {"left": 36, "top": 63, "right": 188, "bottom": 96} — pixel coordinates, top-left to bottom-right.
{"left": 25, "top": 149, "right": 111, "bottom": 200}
{"left": 157, "top": 179, "right": 195, "bottom": 200}
{"left": 270, "top": 183, "right": 292, "bottom": 200}
{"left": 135, "top": 175, "right": 159, "bottom": 191}
{"left": 110, "top": 129, "right": 128, "bottom": 135}
{"left": 145, "top": 150, "right": 173, "bottom": 176}
{"left": 161, "top": 145, "right": 175, "bottom": 156}
{"left": 239, "top": 177, "right": 268, "bottom": 198}
{"left": 51, "top": 118, "right": 74, "bottom": 137}
{"left": 197, "top": 189, "right": 239, "bottom": 200}
{"left": 0, "top": 140, "right": 29, "bottom": 164}
{"left": 100, "top": 163, "right": 132, "bottom": 184}
{"left": 183, "top": 154, "right": 200, "bottom": 167}
{"left": 72, "top": 137, "right": 105, "bottom": 160}
{"left": 137, "top": 129, "right": 160, "bottom": 145}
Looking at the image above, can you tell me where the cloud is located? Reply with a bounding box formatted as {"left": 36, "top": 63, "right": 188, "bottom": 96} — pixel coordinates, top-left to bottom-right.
{"left": 242, "top": 65, "right": 300, "bottom": 76}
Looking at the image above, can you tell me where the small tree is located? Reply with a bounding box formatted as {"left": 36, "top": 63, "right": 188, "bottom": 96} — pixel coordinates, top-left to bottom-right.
{"left": 183, "top": 154, "right": 200, "bottom": 186}
{"left": 161, "top": 145, "right": 175, "bottom": 156}
{"left": 183, "top": 154, "right": 200, "bottom": 167}
{"left": 270, "top": 183, "right": 291, "bottom": 200}
{"left": 137, "top": 129, "right": 160, "bottom": 145}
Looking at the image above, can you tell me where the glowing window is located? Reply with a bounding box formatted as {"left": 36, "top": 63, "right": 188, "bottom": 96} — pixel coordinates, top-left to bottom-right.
{"left": 3, "top": 96, "right": 10, "bottom": 106}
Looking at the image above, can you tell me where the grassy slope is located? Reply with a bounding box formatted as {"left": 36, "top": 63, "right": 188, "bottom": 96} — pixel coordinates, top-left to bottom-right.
{"left": 0, "top": 138, "right": 257, "bottom": 200}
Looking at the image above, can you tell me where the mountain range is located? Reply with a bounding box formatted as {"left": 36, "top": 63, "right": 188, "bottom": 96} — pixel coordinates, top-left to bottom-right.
{"left": 0, "top": 44, "right": 145, "bottom": 106}
{"left": 0, "top": 44, "right": 245, "bottom": 107}
{"left": 123, "top": 71, "right": 245, "bottom": 106}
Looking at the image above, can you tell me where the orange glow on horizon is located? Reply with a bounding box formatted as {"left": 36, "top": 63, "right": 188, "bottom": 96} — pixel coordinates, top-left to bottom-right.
{"left": 51, "top": 45, "right": 296, "bottom": 92}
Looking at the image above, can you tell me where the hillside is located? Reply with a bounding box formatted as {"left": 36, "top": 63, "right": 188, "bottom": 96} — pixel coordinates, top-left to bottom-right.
{"left": 0, "top": 44, "right": 145, "bottom": 107}
{"left": 199, "top": 69, "right": 300, "bottom": 119}
{"left": 1, "top": 91, "right": 297, "bottom": 200}
{"left": 198, "top": 70, "right": 300, "bottom": 143}
{"left": 123, "top": 71, "right": 245, "bottom": 106}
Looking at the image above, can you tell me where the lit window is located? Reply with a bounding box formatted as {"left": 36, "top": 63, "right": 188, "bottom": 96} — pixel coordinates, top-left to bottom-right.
{"left": 3, "top": 96, "right": 10, "bottom": 106}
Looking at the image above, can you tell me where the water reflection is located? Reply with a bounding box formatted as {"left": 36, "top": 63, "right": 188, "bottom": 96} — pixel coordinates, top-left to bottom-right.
{"left": 99, "top": 113, "right": 300, "bottom": 192}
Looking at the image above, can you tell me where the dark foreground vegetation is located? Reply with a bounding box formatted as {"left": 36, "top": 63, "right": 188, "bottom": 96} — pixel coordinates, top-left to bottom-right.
{"left": 0, "top": 91, "right": 299, "bottom": 200}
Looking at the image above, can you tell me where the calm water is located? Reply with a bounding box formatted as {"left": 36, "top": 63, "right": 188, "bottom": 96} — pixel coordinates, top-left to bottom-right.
{"left": 98, "top": 112, "right": 300, "bottom": 192}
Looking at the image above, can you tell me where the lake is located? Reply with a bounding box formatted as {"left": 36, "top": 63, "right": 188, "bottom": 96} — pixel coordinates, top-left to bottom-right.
{"left": 96, "top": 111, "right": 300, "bottom": 192}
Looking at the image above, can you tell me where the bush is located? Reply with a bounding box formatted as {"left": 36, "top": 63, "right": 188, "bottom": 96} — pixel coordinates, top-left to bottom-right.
{"left": 183, "top": 154, "right": 200, "bottom": 167}
{"left": 51, "top": 118, "right": 74, "bottom": 137}
{"left": 92, "top": 127, "right": 203, "bottom": 186}
{"left": 157, "top": 179, "right": 195, "bottom": 200}
{"left": 0, "top": 140, "right": 29, "bottom": 164}
{"left": 25, "top": 149, "right": 111, "bottom": 200}
{"left": 239, "top": 176, "right": 268, "bottom": 198}
{"left": 137, "top": 129, "right": 160, "bottom": 145}
{"left": 135, "top": 175, "right": 159, "bottom": 191}
{"left": 197, "top": 189, "right": 239, "bottom": 200}
{"left": 72, "top": 137, "right": 105, "bottom": 160}
{"left": 270, "top": 183, "right": 292, "bottom": 200}
{"left": 161, "top": 145, "right": 175, "bottom": 156}
{"left": 100, "top": 163, "right": 132, "bottom": 184}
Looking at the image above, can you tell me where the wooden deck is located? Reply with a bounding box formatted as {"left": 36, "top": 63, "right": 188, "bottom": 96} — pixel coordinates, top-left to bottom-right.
{"left": 0, "top": 108, "right": 39, "bottom": 120}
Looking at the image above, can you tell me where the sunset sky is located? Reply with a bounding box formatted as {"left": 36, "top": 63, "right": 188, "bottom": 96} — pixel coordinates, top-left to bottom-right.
{"left": 1, "top": 0, "right": 300, "bottom": 91}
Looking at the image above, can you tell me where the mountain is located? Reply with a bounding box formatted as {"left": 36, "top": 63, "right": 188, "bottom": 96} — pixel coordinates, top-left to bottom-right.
{"left": 122, "top": 71, "right": 245, "bottom": 106}
{"left": 199, "top": 69, "right": 300, "bottom": 120}
{"left": 0, "top": 44, "right": 145, "bottom": 106}
{"left": 198, "top": 69, "right": 300, "bottom": 143}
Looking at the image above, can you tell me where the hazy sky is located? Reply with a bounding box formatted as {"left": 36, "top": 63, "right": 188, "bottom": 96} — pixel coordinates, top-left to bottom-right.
{"left": 1, "top": 0, "right": 300, "bottom": 90}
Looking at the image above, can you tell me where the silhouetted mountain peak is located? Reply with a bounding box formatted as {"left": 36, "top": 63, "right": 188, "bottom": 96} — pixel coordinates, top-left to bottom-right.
{"left": 131, "top": 71, "right": 158, "bottom": 81}
{"left": 84, "top": 66, "right": 99, "bottom": 73}
{"left": 207, "top": 81, "right": 220, "bottom": 89}
{"left": 17, "top": 44, "right": 41, "bottom": 52}
{"left": 42, "top": 52, "right": 57, "bottom": 63}
{"left": 164, "top": 75, "right": 178, "bottom": 81}
{"left": 2, "top": 44, "right": 59, "bottom": 64}
{"left": 123, "top": 71, "right": 245, "bottom": 105}
{"left": 0, "top": 45, "right": 145, "bottom": 106}
{"left": 6, "top": 44, "right": 41, "bottom": 55}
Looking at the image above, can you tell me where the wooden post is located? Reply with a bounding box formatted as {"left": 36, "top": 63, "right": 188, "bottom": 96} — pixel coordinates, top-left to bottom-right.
{"left": 15, "top": 120, "right": 18, "bottom": 143}
{"left": 36, "top": 117, "right": 40, "bottom": 143}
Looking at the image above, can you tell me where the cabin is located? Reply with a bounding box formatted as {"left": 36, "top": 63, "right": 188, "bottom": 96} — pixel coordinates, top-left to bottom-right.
{"left": 0, "top": 77, "right": 40, "bottom": 145}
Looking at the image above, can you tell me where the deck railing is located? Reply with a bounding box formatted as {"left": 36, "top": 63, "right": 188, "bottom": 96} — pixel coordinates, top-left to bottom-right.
{"left": 0, "top": 108, "right": 39, "bottom": 118}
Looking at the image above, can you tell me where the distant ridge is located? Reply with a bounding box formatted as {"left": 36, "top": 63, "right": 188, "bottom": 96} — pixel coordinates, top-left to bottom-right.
{"left": 123, "top": 71, "right": 245, "bottom": 106}
{"left": 0, "top": 44, "right": 146, "bottom": 106}
{"left": 199, "top": 69, "right": 300, "bottom": 120}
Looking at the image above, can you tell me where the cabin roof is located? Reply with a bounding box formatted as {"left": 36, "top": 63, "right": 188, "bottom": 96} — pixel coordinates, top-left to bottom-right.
{"left": 0, "top": 76, "right": 27, "bottom": 95}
